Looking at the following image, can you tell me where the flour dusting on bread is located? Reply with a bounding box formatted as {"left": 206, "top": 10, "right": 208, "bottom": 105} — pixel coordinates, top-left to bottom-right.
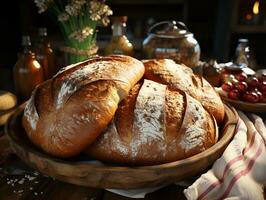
{"left": 132, "top": 79, "right": 166, "bottom": 157}
{"left": 180, "top": 95, "right": 206, "bottom": 152}
{"left": 24, "top": 89, "right": 39, "bottom": 131}
{"left": 56, "top": 62, "right": 104, "bottom": 109}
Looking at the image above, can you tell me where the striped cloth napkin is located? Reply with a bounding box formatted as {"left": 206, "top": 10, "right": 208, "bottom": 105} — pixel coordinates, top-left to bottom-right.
{"left": 184, "top": 111, "right": 266, "bottom": 200}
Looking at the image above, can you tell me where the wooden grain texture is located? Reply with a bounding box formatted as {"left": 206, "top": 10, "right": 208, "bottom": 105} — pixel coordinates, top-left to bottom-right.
{"left": 221, "top": 95, "right": 266, "bottom": 113}
{"left": 0, "top": 157, "right": 187, "bottom": 200}
{"left": 0, "top": 130, "right": 12, "bottom": 165}
{"left": 5, "top": 103, "right": 238, "bottom": 189}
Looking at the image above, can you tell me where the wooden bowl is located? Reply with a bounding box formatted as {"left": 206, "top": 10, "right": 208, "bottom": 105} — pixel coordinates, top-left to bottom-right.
{"left": 221, "top": 95, "right": 266, "bottom": 113}
{"left": 5, "top": 103, "right": 238, "bottom": 189}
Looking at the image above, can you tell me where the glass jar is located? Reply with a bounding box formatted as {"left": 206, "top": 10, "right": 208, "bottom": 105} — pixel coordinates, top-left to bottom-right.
{"left": 232, "top": 38, "right": 256, "bottom": 70}
{"left": 105, "top": 16, "right": 134, "bottom": 56}
{"left": 142, "top": 21, "right": 200, "bottom": 68}
{"left": 13, "top": 36, "right": 44, "bottom": 101}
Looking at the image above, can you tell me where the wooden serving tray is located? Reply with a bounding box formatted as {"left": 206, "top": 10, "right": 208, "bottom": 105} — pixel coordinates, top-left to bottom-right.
{"left": 5, "top": 103, "right": 238, "bottom": 189}
{"left": 221, "top": 95, "right": 266, "bottom": 113}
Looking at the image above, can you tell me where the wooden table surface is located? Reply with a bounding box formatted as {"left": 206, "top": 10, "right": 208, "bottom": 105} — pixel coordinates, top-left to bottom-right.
{"left": 0, "top": 129, "right": 187, "bottom": 200}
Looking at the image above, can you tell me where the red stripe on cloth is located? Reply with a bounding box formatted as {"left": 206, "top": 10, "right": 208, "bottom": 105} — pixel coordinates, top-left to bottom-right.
{"left": 198, "top": 180, "right": 220, "bottom": 200}
{"left": 197, "top": 119, "right": 263, "bottom": 200}
{"left": 197, "top": 119, "right": 241, "bottom": 200}
{"left": 222, "top": 129, "right": 258, "bottom": 181}
{"left": 243, "top": 130, "right": 257, "bottom": 154}
{"left": 221, "top": 156, "right": 243, "bottom": 181}
{"left": 235, "top": 118, "right": 241, "bottom": 133}
{"left": 218, "top": 140, "right": 264, "bottom": 200}
{"left": 197, "top": 120, "right": 241, "bottom": 200}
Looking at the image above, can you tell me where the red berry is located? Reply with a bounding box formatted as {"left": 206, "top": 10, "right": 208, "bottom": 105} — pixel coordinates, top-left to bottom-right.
{"left": 243, "top": 91, "right": 259, "bottom": 103}
{"left": 222, "top": 82, "right": 234, "bottom": 92}
{"left": 248, "top": 77, "right": 259, "bottom": 88}
{"left": 258, "top": 81, "right": 266, "bottom": 93}
{"left": 258, "top": 76, "right": 264, "bottom": 83}
{"left": 260, "top": 73, "right": 266, "bottom": 81}
{"left": 235, "top": 81, "right": 248, "bottom": 93}
{"left": 228, "top": 89, "right": 240, "bottom": 100}
{"left": 256, "top": 91, "right": 263, "bottom": 102}
{"left": 236, "top": 72, "right": 248, "bottom": 82}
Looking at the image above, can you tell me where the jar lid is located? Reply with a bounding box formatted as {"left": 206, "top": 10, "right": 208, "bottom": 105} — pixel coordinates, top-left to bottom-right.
{"left": 111, "top": 16, "right": 127, "bottom": 23}
{"left": 148, "top": 21, "right": 193, "bottom": 38}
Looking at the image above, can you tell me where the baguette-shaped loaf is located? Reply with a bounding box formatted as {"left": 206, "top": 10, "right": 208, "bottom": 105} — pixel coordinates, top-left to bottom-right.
{"left": 23, "top": 55, "right": 145, "bottom": 158}
{"left": 142, "top": 59, "right": 225, "bottom": 123}
{"left": 86, "top": 79, "right": 218, "bottom": 165}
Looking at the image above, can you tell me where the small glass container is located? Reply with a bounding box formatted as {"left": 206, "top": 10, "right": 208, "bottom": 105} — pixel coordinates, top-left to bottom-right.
{"left": 232, "top": 38, "right": 256, "bottom": 70}
{"left": 35, "top": 27, "right": 57, "bottom": 80}
{"left": 105, "top": 16, "right": 134, "bottom": 56}
{"left": 142, "top": 21, "right": 200, "bottom": 68}
{"left": 13, "top": 36, "right": 44, "bottom": 101}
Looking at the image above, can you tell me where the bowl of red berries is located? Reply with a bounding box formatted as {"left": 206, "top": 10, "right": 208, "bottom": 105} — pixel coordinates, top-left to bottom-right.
{"left": 216, "top": 71, "right": 266, "bottom": 113}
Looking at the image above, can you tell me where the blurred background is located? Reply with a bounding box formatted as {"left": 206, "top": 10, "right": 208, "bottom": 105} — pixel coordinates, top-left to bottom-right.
{"left": 1, "top": 0, "right": 266, "bottom": 92}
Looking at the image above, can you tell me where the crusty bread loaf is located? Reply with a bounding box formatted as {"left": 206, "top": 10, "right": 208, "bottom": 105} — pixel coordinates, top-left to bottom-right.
{"left": 22, "top": 55, "right": 145, "bottom": 158}
{"left": 86, "top": 79, "right": 218, "bottom": 165}
{"left": 142, "top": 59, "right": 225, "bottom": 123}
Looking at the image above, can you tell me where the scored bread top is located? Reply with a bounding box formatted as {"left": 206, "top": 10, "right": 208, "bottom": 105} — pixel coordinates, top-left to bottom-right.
{"left": 86, "top": 79, "right": 217, "bottom": 165}
{"left": 143, "top": 59, "right": 225, "bottom": 123}
{"left": 23, "top": 55, "right": 145, "bottom": 158}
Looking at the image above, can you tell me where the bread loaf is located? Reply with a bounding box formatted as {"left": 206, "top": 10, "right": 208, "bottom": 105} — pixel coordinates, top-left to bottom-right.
{"left": 86, "top": 79, "right": 218, "bottom": 165}
{"left": 142, "top": 59, "right": 225, "bottom": 123}
{"left": 22, "top": 55, "right": 145, "bottom": 158}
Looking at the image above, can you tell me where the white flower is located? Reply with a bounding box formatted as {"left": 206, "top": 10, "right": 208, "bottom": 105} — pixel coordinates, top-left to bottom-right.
{"left": 34, "top": 0, "right": 53, "bottom": 13}
{"left": 65, "top": 0, "right": 86, "bottom": 16}
{"left": 69, "top": 26, "right": 94, "bottom": 42}
{"left": 101, "top": 16, "right": 110, "bottom": 27}
{"left": 89, "top": 0, "right": 112, "bottom": 25}
{"left": 90, "top": 13, "right": 101, "bottom": 21}
{"left": 65, "top": 4, "right": 78, "bottom": 16}
{"left": 73, "top": 0, "right": 86, "bottom": 6}
{"left": 58, "top": 13, "right": 69, "bottom": 22}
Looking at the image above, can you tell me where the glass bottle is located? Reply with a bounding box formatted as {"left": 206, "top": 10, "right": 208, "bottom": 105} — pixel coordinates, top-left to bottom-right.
{"left": 35, "top": 27, "right": 56, "bottom": 80}
{"left": 13, "top": 36, "right": 44, "bottom": 101}
{"left": 232, "top": 38, "right": 256, "bottom": 70}
{"left": 104, "top": 16, "right": 134, "bottom": 56}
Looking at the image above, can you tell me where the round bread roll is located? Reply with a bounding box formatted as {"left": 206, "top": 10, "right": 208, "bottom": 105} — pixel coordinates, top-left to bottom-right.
{"left": 22, "top": 55, "right": 145, "bottom": 158}
{"left": 0, "top": 91, "right": 17, "bottom": 111}
{"left": 86, "top": 79, "right": 218, "bottom": 165}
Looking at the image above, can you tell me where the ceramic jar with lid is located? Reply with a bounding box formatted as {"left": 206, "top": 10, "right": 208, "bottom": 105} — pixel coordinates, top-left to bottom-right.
{"left": 142, "top": 21, "right": 200, "bottom": 68}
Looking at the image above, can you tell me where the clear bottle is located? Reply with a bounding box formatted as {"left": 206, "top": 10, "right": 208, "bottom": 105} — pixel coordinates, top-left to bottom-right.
{"left": 35, "top": 27, "right": 56, "bottom": 80}
{"left": 104, "top": 16, "right": 134, "bottom": 56}
{"left": 232, "top": 38, "right": 256, "bottom": 70}
{"left": 13, "top": 36, "right": 44, "bottom": 101}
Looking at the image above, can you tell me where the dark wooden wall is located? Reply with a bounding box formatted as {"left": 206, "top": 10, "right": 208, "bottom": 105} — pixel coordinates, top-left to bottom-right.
{"left": 1, "top": 0, "right": 264, "bottom": 71}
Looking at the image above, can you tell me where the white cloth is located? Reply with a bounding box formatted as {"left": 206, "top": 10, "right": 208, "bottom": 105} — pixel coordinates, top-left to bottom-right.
{"left": 184, "top": 111, "right": 266, "bottom": 200}
{"left": 106, "top": 112, "right": 266, "bottom": 199}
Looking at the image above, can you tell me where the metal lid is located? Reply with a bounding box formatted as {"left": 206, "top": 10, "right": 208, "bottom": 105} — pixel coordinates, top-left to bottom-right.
{"left": 148, "top": 21, "right": 193, "bottom": 38}
{"left": 111, "top": 16, "right": 127, "bottom": 24}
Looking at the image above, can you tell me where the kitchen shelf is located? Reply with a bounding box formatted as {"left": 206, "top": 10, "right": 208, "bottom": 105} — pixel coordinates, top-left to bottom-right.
{"left": 109, "top": 0, "right": 185, "bottom": 5}
{"left": 232, "top": 25, "right": 266, "bottom": 33}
